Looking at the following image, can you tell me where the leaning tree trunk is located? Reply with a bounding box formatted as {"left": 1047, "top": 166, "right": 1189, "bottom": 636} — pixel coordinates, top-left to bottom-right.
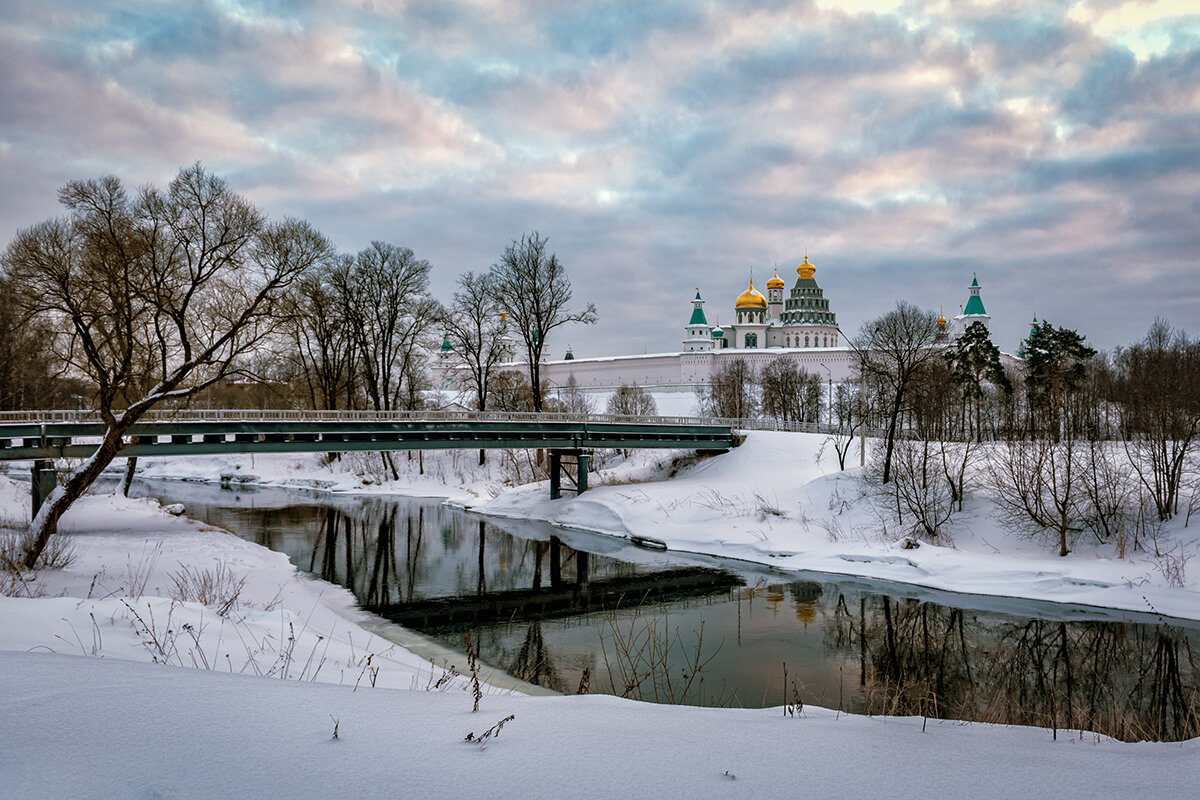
{"left": 23, "top": 427, "right": 129, "bottom": 569}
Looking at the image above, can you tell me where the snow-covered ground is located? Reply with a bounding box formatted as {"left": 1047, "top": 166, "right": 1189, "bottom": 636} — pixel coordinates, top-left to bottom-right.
{"left": 474, "top": 432, "right": 1200, "bottom": 622}
{"left": 1, "top": 431, "right": 1198, "bottom": 798}
{"left": 4, "top": 649, "right": 1195, "bottom": 800}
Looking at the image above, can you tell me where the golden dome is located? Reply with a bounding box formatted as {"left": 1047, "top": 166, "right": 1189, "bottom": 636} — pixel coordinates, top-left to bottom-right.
{"left": 735, "top": 279, "right": 767, "bottom": 309}
{"left": 766, "top": 268, "right": 785, "bottom": 289}
{"left": 797, "top": 256, "right": 816, "bottom": 280}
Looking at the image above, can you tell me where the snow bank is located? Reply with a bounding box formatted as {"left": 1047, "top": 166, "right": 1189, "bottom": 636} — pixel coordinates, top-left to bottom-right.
{"left": 2, "top": 650, "right": 1194, "bottom": 800}
{"left": 471, "top": 432, "right": 1200, "bottom": 621}
{"left": 0, "top": 480, "right": 514, "bottom": 696}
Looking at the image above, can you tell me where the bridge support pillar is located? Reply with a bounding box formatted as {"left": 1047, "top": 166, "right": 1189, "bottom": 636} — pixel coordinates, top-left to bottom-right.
{"left": 31, "top": 459, "right": 57, "bottom": 518}
{"left": 548, "top": 449, "right": 590, "bottom": 500}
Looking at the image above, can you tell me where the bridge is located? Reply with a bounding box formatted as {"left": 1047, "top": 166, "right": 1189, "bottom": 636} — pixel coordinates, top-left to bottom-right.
{"left": 0, "top": 409, "right": 741, "bottom": 513}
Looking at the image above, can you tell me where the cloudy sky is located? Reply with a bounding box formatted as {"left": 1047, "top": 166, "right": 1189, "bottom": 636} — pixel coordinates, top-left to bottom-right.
{"left": 2, "top": 0, "right": 1197, "bottom": 358}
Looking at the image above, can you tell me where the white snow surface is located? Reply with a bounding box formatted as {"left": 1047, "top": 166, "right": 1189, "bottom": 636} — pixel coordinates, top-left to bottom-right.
{"left": 3, "top": 650, "right": 1195, "bottom": 800}
{"left": 2, "top": 431, "right": 1198, "bottom": 798}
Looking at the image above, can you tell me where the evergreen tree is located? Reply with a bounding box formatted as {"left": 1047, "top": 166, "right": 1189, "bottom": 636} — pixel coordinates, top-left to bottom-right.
{"left": 1023, "top": 321, "right": 1095, "bottom": 440}
{"left": 944, "top": 321, "right": 1011, "bottom": 441}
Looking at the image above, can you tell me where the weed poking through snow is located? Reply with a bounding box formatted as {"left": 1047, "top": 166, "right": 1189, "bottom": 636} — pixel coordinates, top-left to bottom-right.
{"left": 464, "top": 714, "right": 515, "bottom": 749}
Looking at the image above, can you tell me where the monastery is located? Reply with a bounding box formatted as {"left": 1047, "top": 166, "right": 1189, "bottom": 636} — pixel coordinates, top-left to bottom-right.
{"left": 434, "top": 259, "right": 1000, "bottom": 395}
{"left": 531, "top": 258, "right": 994, "bottom": 391}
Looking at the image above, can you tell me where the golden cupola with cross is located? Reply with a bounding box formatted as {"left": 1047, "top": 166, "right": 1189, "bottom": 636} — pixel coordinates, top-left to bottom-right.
{"left": 735, "top": 278, "right": 767, "bottom": 310}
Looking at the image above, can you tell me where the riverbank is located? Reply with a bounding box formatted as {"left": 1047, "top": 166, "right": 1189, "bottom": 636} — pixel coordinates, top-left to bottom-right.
{"left": 472, "top": 432, "right": 1200, "bottom": 622}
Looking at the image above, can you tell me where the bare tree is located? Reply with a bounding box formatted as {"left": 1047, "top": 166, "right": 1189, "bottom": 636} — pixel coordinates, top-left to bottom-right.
{"left": 828, "top": 381, "right": 868, "bottom": 470}
{"left": 872, "top": 358, "right": 970, "bottom": 538}
{"left": 987, "top": 418, "right": 1086, "bottom": 558}
{"left": 700, "top": 359, "right": 757, "bottom": 420}
{"left": 1113, "top": 320, "right": 1200, "bottom": 521}
{"left": 329, "top": 242, "right": 441, "bottom": 413}
{"left": 3, "top": 164, "right": 330, "bottom": 567}
{"left": 490, "top": 232, "right": 597, "bottom": 412}
{"left": 854, "top": 302, "right": 940, "bottom": 484}
{"left": 442, "top": 270, "right": 513, "bottom": 414}
{"left": 489, "top": 370, "right": 541, "bottom": 412}
{"left": 760, "top": 360, "right": 823, "bottom": 424}
{"left": 0, "top": 273, "right": 84, "bottom": 409}
{"left": 557, "top": 374, "right": 595, "bottom": 416}
{"left": 881, "top": 438, "right": 956, "bottom": 539}
{"left": 607, "top": 384, "right": 658, "bottom": 417}
{"left": 284, "top": 257, "right": 355, "bottom": 410}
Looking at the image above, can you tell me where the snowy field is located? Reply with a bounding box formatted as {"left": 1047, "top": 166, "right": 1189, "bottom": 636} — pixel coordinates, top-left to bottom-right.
{"left": 1, "top": 430, "right": 1198, "bottom": 798}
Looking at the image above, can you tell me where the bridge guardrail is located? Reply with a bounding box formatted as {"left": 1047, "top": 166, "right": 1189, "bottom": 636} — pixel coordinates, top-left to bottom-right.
{"left": 0, "top": 408, "right": 846, "bottom": 435}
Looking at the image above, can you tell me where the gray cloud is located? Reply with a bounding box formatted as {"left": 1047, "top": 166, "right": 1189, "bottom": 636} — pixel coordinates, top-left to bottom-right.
{"left": 1, "top": 0, "right": 1197, "bottom": 362}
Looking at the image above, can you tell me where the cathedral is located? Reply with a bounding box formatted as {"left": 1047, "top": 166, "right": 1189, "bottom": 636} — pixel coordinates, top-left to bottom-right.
{"left": 684, "top": 256, "right": 841, "bottom": 351}
{"left": 684, "top": 259, "right": 993, "bottom": 352}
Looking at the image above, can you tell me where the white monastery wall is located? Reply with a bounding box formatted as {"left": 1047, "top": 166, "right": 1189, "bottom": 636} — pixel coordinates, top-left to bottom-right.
{"left": 522, "top": 347, "right": 858, "bottom": 393}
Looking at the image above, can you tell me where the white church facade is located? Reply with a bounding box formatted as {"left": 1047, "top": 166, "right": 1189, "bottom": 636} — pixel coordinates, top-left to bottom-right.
{"left": 696, "top": 256, "right": 841, "bottom": 352}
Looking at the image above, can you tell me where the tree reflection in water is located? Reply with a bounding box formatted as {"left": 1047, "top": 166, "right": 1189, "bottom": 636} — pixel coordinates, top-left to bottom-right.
{"left": 825, "top": 593, "right": 1198, "bottom": 741}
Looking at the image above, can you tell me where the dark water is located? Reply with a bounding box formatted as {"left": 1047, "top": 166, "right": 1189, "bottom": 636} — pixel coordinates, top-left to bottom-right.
{"left": 131, "top": 480, "right": 1200, "bottom": 741}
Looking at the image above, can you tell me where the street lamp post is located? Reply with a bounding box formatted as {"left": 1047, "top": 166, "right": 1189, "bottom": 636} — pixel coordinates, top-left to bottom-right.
{"left": 818, "top": 362, "right": 832, "bottom": 429}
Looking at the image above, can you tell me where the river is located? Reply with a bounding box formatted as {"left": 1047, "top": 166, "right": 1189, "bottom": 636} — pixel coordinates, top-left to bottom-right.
{"left": 132, "top": 479, "right": 1200, "bottom": 741}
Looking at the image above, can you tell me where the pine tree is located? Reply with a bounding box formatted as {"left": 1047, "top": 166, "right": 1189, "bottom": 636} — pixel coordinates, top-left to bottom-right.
{"left": 945, "top": 321, "right": 1011, "bottom": 441}
{"left": 1023, "top": 321, "right": 1095, "bottom": 441}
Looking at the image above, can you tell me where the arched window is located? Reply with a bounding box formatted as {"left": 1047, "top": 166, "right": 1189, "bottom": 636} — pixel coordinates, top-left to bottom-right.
{"left": 805, "top": 335, "right": 810, "bottom": 347}
{"left": 745, "top": 333, "right": 758, "bottom": 349}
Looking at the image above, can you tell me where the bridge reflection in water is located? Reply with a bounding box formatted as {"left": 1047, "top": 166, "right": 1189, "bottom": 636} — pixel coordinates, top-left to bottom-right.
{"left": 306, "top": 504, "right": 744, "bottom": 630}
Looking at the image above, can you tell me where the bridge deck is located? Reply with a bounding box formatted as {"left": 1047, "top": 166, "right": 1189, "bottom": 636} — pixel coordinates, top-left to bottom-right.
{"left": 0, "top": 411, "right": 739, "bottom": 460}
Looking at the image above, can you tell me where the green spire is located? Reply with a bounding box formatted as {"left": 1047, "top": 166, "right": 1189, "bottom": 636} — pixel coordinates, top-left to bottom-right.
{"left": 962, "top": 273, "right": 987, "bottom": 316}
{"left": 688, "top": 289, "right": 708, "bottom": 325}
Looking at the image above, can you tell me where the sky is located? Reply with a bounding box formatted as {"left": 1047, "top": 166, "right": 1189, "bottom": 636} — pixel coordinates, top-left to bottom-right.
{"left": 1, "top": 0, "right": 1198, "bottom": 359}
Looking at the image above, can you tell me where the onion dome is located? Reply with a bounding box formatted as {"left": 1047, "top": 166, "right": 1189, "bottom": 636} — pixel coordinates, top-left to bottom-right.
{"left": 937, "top": 308, "right": 947, "bottom": 329}
{"left": 797, "top": 256, "right": 816, "bottom": 280}
{"left": 735, "top": 279, "right": 767, "bottom": 309}
{"left": 767, "top": 268, "right": 785, "bottom": 289}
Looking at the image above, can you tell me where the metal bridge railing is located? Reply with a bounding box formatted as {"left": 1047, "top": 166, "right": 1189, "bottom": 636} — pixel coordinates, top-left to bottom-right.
{"left": 0, "top": 408, "right": 838, "bottom": 434}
